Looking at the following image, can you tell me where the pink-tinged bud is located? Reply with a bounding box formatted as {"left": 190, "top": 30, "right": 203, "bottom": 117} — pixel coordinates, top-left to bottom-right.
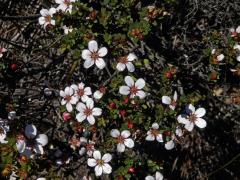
{"left": 119, "top": 110, "right": 126, "bottom": 117}
{"left": 63, "top": 112, "right": 71, "bottom": 121}
{"left": 123, "top": 97, "right": 129, "bottom": 104}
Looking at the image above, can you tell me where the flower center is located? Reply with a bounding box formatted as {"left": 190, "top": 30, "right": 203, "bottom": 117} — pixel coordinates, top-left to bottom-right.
{"left": 151, "top": 129, "right": 159, "bottom": 137}
{"left": 118, "top": 56, "right": 128, "bottom": 64}
{"left": 77, "top": 89, "right": 85, "bottom": 97}
{"left": 117, "top": 135, "right": 125, "bottom": 144}
{"left": 0, "top": 128, "right": 4, "bottom": 135}
{"left": 171, "top": 100, "right": 177, "bottom": 107}
{"left": 84, "top": 108, "right": 92, "bottom": 116}
{"left": 189, "top": 114, "right": 197, "bottom": 122}
{"left": 86, "top": 143, "right": 94, "bottom": 151}
{"left": 130, "top": 86, "right": 138, "bottom": 95}
{"left": 64, "top": 0, "right": 71, "bottom": 6}
{"left": 90, "top": 52, "right": 100, "bottom": 61}
{"left": 96, "top": 159, "right": 104, "bottom": 166}
{"left": 64, "top": 95, "right": 72, "bottom": 102}
{"left": 45, "top": 15, "right": 52, "bottom": 23}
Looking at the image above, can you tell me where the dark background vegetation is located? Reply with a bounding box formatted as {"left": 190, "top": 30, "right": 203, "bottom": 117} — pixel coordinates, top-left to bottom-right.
{"left": 0, "top": 0, "right": 240, "bottom": 179}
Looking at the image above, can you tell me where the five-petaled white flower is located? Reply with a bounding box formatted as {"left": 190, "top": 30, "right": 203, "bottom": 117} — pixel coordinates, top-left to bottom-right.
{"left": 164, "top": 127, "right": 183, "bottom": 150}
{"left": 60, "top": 86, "right": 78, "bottom": 112}
{"left": 119, "top": 76, "right": 146, "bottom": 99}
{"left": 177, "top": 104, "right": 207, "bottom": 132}
{"left": 145, "top": 123, "right": 163, "bottom": 142}
{"left": 38, "top": 8, "right": 56, "bottom": 29}
{"left": 76, "top": 98, "right": 102, "bottom": 125}
{"left": 0, "top": 119, "right": 9, "bottom": 144}
{"left": 116, "top": 53, "right": 136, "bottom": 72}
{"left": 87, "top": 150, "right": 112, "bottom": 176}
{"left": 211, "top": 49, "right": 224, "bottom": 62}
{"left": 79, "top": 139, "right": 95, "bottom": 156}
{"left": 0, "top": 47, "right": 7, "bottom": 58}
{"left": 162, "top": 91, "right": 177, "bottom": 110}
{"left": 233, "top": 44, "right": 240, "bottom": 62}
{"left": 62, "top": 25, "right": 73, "bottom": 34}
{"left": 56, "top": 0, "right": 75, "bottom": 13}
{"left": 145, "top": 171, "right": 163, "bottom": 180}
{"left": 71, "top": 83, "right": 92, "bottom": 102}
{"left": 16, "top": 124, "right": 48, "bottom": 158}
{"left": 110, "top": 129, "right": 134, "bottom": 152}
{"left": 82, "top": 40, "right": 108, "bottom": 69}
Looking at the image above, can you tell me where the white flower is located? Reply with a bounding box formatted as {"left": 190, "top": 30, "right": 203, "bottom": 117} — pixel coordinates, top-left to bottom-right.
{"left": 93, "top": 87, "right": 106, "bottom": 100}
{"left": 38, "top": 8, "right": 56, "bottom": 28}
{"left": 110, "top": 129, "right": 134, "bottom": 152}
{"left": 56, "top": 0, "right": 75, "bottom": 13}
{"left": 63, "top": 25, "right": 73, "bottom": 34}
{"left": 233, "top": 44, "right": 240, "bottom": 62}
{"left": 76, "top": 98, "right": 102, "bottom": 125}
{"left": 0, "top": 47, "right": 7, "bottom": 58}
{"left": 211, "top": 49, "right": 224, "bottom": 62}
{"left": 79, "top": 140, "right": 95, "bottom": 156}
{"left": 119, "top": 76, "right": 146, "bottom": 99}
{"left": 37, "top": 178, "right": 46, "bottom": 180}
{"left": 177, "top": 104, "right": 207, "bottom": 132}
{"left": 145, "top": 123, "right": 163, "bottom": 142}
{"left": 145, "top": 171, "right": 163, "bottom": 180}
{"left": 162, "top": 91, "right": 177, "bottom": 110}
{"left": 164, "top": 140, "right": 175, "bottom": 150}
{"left": 0, "top": 119, "right": 9, "bottom": 144}
{"left": 164, "top": 127, "right": 183, "bottom": 150}
{"left": 71, "top": 83, "right": 92, "bottom": 102}
{"left": 82, "top": 40, "right": 108, "bottom": 69}
{"left": 87, "top": 150, "right": 112, "bottom": 176}
{"left": 60, "top": 86, "right": 78, "bottom": 112}
{"left": 8, "top": 111, "right": 16, "bottom": 120}
{"left": 16, "top": 124, "right": 48, "bottom": 158}
{"left": 116, "top": 53, "right": 136, "bottom": 72}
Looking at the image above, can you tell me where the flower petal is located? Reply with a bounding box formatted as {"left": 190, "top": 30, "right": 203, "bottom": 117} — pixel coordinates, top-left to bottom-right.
{"left": 95, "top": 165, "right": 103, "bottom": 176}
{"left": 136, "top": 90, "right": 146, "bottom": 99}
{"left": 25, "top": 124, "right": 37, "bottom": 139}
{"left": 98, "top": 47, "right": 108, "bottom": 57}
{"left": 135, "top": 78, "right": 145, "bottom": 89}
{"left": 76, "top": 113, "right": 86, "bottom": 122}
{"left": 116, "top": 63, "right": 126, "bottom": 71}
{"left": 87, "top": 115, "right": 95, "bottom": 125}
{"left": 121, "top": 130, "right": 131, "bottom": 138}
{"left": 76, "top": 102, "right": 86, "bottom": 112}
{"left": 165, "top": 140, "right": 175, "bottom": 150}
{"left": 145, "top": 134, "right": 155, "bottom": 141}
{"left": 156, "top": 172, "right": 163, "bottom": 180}
{"left": 16, "top": 141, "right": 26, "bottom": 153}
{"left": 186, "top": 104, "right": 195, "bottom": 114}
{"left": 82, "top": 50, "right": 91, "bottom": 61}
{"left": 84, "top": 87, "right": 92, "bottom": 95}
{"left": 66, "top": 103, "right": 73, "bottom": 112}
{"left": 86, "top": 98, "right": 94, "bottom": 109}
{"left": 94, "top": 90, "right": 103, "bottom": 99}
{"left": 184, "top": 122, "right": 194, "bottom": 131}
{"left": 95, "top": 58, "right": 106, "bottom": 69}
{"left": 34, "top": 144, "right": 44, "bottom": 154}
{"left": 87, "top": 158, "right": 97, "bottom": 167}
{"left": 127, "top": 53, "right": 137, "bottom": 61}
{"left": 92, "top": 108, "right": 102, "bottom": 116}
{"left": 36, "top": 134, "right": 48, "bottom": 146}
{"left": 102, "top": 163, "right": 112, "bottom": 174}
{"left": 49, "top": 8, "right": 56, "bottom": 15}
{"left": 145, "top": 176, "right": 155, "bottom": 180}
{"left": 110, "top": 129, "right": 120, "bottom": 138}
{"left": 125, "top": 76, "right": 134, "bottom": 87}
{"left": 177, "top": 114, "right": 189, "bottom": 124}
{"left": 102, "top": 153, "right": 112, "bottom": 163}
{"left": 195, "top": 118, "right": 207, "bottom": 128}
{"left": 152, "top": 123, "right": 159, "bottom": 129}
{"left": 88, "top": 40, "right": 98, "bottom": 52}
{"left": 156, "top": 134, "right": 163, "bottom": 142}
{"left": 162, "top": 96, "right": 171, "bottom": 105}
{"left": 195, "top": 108, "right": 206, "bottom": 117}
{"left": 84, "top": 59, "right": 94, "bottom": 69}
{"left": 119, "top": 86, "right": 130, "bottom": 95}
{"left": 93, "top": 150, "right": 101, "bottom": 160}
{"left": 124, "top": 138, "right": 134, "bottom": 148}
{"left": 40, "top": 9, "right": 49, "bottom": 16}
{"left": 117, "top": 143, "right": 125, "bottom": 152}
{"left": 126, "top": 62, "right": 135, "bottom": 72}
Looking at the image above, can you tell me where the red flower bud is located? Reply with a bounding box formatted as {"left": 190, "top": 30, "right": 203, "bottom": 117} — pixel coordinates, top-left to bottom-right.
{"left": 128, "top": 167, "right": 135, "bottom": 173}
{"left": 63, "top": 112, "right": 71, "bottom": 121}
{"left": 108, "top": 102, "right": 116, "bottom": 109}
{"left": 165, "top": 71, "right": 173, "bottom": 79}
{"left": 128, "top": 121, "right": 134, "bottom": 129}
{"left": 124, "top": 97, "right": 129, "bottom": 104}
{"left": 163, "top": 131, "right": 172, "bottom": 137}
{"left": 11, "top": 64, "right": 17, "bottom": 71}
{"left": 119, "top": 110, "right": 126, "bottom": 117}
